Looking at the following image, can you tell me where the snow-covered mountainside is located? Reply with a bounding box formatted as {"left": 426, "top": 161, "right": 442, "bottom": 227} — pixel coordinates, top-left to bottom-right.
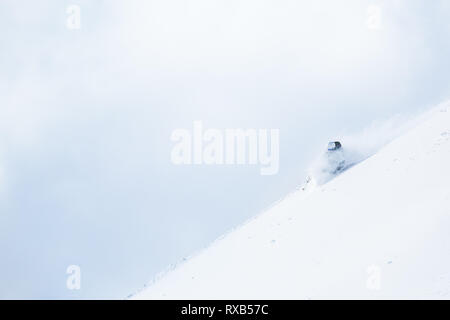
{"left": 133, "top": 102, "right": 450, "bottom": 299}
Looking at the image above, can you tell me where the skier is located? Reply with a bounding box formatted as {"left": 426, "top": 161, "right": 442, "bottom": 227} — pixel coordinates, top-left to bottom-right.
{"left": 325, "top": 141, "right": 345, "bottom": 175}
{"left": 298, "top": 141, "right": 347, "bottom": 191}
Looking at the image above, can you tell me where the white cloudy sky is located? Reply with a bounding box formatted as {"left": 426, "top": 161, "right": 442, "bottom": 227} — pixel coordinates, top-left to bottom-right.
{"left": 0, "top": 0, "right": 449, "bottom": 298}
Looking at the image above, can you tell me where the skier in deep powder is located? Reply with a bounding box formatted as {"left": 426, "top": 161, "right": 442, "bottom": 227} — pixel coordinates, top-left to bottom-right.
{"left": 325, "top": 141, "right": 346, "bottom": 175}
{"left": 300, "top": 141, "right": 347, "bottom": 191}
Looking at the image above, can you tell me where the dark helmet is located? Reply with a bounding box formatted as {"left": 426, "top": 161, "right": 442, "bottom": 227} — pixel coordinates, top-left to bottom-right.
{"left": 327, "top": 141, "right": 342, "bottom": 151}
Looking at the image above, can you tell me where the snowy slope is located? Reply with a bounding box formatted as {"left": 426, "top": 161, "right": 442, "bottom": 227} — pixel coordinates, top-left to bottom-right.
{"left": 133, "top": 102, "right": 450, "bottom": 299}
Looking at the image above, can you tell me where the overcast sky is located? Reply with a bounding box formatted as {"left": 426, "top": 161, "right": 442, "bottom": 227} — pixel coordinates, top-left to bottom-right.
{"left": 1, "top": 0, "right": 450, "bottom": 298}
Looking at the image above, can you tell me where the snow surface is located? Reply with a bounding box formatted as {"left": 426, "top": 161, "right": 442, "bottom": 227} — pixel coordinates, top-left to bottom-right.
{"left": 132, "top": 102, "right": 450, "bottom": 299}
